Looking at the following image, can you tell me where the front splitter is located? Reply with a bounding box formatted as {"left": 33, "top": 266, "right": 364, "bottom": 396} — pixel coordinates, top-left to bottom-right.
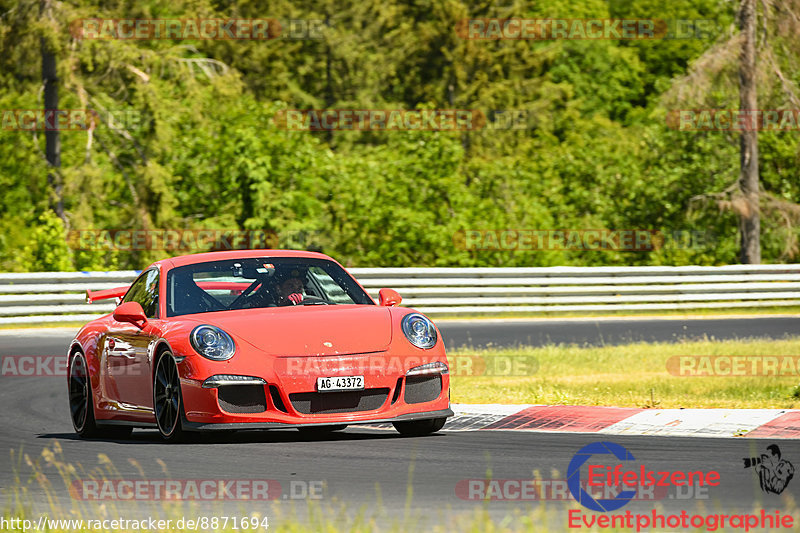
{"left": 183, "top": 408, "right": 454, "bottom": 431}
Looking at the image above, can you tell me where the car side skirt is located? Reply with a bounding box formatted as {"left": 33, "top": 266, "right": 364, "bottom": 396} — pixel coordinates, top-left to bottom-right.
{"left": 95, "top": 419, "right": 158, "bottom": 429}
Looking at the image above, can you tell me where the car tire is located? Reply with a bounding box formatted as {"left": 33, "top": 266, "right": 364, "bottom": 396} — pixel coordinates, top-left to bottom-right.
{"left": 392, "top": 417, "right": 446, "bottom": 436}
{"left": 69, "top": 352, "right": 133, "bottom": 440}
{"left": 153, "top": 351, "right": 188, "bottom": 443}
{"left": 68, "top": 351, "right": 100, "bottom": 438}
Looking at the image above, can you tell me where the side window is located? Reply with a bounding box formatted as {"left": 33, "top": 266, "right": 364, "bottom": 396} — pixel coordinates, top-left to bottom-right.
{"left": 122, "top": 269, "right": 160, "bottom": 318}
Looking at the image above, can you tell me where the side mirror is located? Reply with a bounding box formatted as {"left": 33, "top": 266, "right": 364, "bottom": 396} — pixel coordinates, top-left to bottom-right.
{"left": 113, "top": 301, "right": 147, "bottom": 327}
{"left": 378, "top": 288, "right": 402, "bottom": 307}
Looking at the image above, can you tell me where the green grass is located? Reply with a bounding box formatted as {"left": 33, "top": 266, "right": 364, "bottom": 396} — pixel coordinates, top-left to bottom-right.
{"left": 449, "top": 337, "right": 800, "bottom": 408}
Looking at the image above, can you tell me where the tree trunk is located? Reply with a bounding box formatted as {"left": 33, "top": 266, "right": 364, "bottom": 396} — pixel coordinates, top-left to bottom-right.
{"left": 324, "top": 13, "right": 334, "bottom": 145}
{"left": 41, "top": 0, "right": 63, "bottom": 220}
{"left": 738, "top": 0, "right": 760, "bottom": 264}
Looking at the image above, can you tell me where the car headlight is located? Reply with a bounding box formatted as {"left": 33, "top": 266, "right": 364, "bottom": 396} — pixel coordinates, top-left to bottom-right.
{"left": 401, "top": 313, "right": 438, "bottom": 349}
{"left": 190, "top": 325, "right": 236, "bottom": 361}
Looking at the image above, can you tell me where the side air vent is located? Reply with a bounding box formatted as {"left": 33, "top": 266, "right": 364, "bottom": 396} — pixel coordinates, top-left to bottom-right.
{"left": 391, "top": 377, "right": 403, "bottom": 404}
{"left": 269, "top": 385, "right": 288, "bottom": 413}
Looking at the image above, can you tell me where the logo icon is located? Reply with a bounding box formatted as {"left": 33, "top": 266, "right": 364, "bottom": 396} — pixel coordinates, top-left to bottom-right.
{"left": 744, "top": 444, "right": 794, "bottom": 494}
{"left": 567, "top": 442, "right": 637, "bottom": 512}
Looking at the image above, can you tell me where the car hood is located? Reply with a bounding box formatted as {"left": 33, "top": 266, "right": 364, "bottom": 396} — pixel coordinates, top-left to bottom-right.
{"left": 189, "top": 305, "right": 393, "bottom": 356}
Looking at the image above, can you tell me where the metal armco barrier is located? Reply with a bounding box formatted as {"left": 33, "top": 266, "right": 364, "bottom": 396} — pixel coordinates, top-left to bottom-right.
{"left": 1, "top": 265, "right": 799, "bottom": 324}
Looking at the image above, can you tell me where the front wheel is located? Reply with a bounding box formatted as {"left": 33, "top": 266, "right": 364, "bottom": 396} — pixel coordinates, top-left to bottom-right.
{"left": 154, "top": 352, "right": 187, "bottom": 443}
{"left": 393, "top": 417, "right": 446, "bottom": 436}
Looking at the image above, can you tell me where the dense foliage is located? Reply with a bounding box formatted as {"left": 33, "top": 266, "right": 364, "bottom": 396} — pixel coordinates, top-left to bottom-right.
{"left": 0, "top": 0, "right": 798, "bottom": 270}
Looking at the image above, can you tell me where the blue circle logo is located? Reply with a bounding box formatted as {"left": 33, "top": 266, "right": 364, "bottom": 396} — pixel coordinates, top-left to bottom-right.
{"left": 567, "top": 442, "right": 637, "bottom": 512}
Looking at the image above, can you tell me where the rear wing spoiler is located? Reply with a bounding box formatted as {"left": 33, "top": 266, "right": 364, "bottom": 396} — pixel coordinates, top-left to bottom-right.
{"left": 86, "top": 286, "right": 129, "bottom": 304}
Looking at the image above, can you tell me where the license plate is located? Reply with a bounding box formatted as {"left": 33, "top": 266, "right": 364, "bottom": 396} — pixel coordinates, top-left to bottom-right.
{"left": 317, "top": 375, "right": 364, "bottom": 392}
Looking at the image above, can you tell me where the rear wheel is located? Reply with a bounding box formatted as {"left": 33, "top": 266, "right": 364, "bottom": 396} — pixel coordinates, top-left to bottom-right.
{"left": 69, "top": 352, "right": 98, "bottom": 438}
{"left": 154, "top": 352, "right": 187, "bottom": 443}
{"left": 393, "top": 417, "right": 446, "bottom": 436}
{"left": 69, "top": 352, "right": 132, "bottom": 439}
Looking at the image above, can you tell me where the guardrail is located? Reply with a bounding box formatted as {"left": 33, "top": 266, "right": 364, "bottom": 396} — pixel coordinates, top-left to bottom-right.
{"left": 1, "top": 265, "right": 799, "bottom": 324}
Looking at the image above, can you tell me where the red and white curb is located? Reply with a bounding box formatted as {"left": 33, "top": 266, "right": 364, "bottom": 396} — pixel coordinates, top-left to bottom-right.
{"left": 444, "top": 404, "right": 800, "bottom": 439}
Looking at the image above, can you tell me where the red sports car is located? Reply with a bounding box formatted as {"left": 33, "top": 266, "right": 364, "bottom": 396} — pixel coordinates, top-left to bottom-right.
{"left": 67, "top": 250, "right": 452, "bottom": 442}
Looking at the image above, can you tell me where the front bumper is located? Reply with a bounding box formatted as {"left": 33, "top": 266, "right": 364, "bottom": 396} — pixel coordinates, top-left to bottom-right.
{"left": 177, "top": 350, "right": 451, "bottom": 426}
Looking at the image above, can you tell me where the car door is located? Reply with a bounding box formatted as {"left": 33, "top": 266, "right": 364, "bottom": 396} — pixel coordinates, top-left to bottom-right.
{"left": 104, "top": 268, "right": 161, "bottom": 415}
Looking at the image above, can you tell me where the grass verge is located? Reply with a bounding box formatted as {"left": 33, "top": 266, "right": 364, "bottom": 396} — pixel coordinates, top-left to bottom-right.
{"left": 449, "top": 337, "right": 800, "bottom": 409}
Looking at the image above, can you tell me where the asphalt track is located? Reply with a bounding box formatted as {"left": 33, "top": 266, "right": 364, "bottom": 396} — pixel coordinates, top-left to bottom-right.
{"left": 1, "top": 317, "right": 799, "bottom": 528}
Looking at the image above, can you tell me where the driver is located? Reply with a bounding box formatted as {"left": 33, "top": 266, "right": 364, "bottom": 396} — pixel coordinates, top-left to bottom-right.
{"left": 276, "top": 274, "right": 305, "bottom": 305}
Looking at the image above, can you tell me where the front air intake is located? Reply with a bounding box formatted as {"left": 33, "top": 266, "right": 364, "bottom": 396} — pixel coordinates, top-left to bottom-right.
{"left": 217, "top": 384, "right": 268, "bottom": 414}
{"left": 289, "top": 388, "right": 389, "bottom": 414}
{"left": 404, "top": 375, "right": 442, "bottom": 404}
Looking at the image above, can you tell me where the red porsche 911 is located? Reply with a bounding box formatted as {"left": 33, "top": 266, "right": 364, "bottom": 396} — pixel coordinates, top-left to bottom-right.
{"left": 67, "top": 250, "right": 452, "bottom": 442}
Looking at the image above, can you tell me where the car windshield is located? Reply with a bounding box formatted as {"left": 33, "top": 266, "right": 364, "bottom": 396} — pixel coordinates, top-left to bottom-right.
{"left": 166, "top": 257, "right": 374, "bottom": 317}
